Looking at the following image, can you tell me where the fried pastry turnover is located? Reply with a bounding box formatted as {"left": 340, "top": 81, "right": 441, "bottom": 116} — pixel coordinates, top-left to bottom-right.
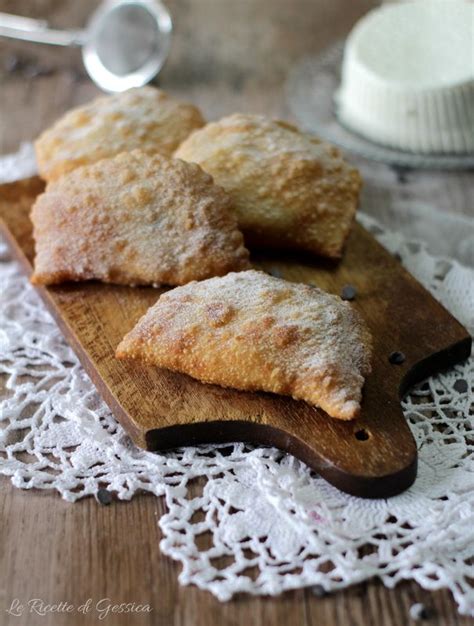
{"left": 30, "top": 151, "right": 250, "bottom": 287}
{"left": 35, "top": 87, "right": 205, "bottom": 181}
{"left": 175, "top": 113, "right": 361, "bottom": 259}
{"left": 116, "top": 270, "right": 372, "bottom": 420}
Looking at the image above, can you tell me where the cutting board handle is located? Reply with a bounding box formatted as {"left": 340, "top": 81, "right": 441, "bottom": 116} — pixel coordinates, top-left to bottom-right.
{"left": 143, "top": 335, "right": 470, "bottom": 499}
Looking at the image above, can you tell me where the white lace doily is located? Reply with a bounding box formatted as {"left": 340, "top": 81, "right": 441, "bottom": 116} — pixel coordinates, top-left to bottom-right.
{"left": 1, "top": 145, "right": 473, "bottom": 615}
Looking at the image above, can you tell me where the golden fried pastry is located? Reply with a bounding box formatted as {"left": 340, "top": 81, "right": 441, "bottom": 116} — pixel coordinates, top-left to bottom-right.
{"left": 31, "top": 150, "right": 250, "bottom": 287}
{"left": 35, "top": 87, "right": 205, "bottom": 182}
{"left": 175, "top": 113, "right": 361, "bottom": 259}
{"left": 116, "top": 270, "right": 372, "bottom": 419}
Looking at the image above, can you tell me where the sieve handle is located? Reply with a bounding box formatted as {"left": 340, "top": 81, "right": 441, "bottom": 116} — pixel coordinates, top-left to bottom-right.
{"left": 0, "top": 12, "right": 85, "bottom": 47}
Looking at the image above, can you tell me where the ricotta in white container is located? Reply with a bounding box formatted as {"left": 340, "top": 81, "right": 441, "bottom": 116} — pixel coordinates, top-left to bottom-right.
{"left": 336, "top": 0, "right": 474, "bottom": 154}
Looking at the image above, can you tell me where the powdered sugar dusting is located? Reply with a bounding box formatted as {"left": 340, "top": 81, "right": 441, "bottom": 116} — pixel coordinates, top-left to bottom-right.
{"left": 175, "top": 113, "right": 361, "bottom": 258}
{"left": 31, "top": 150, "right": 250, "bottom": 286}
{"left": 35, "top": 87, "right": 205, "bottom": 181}
{"left": 118, "top": 270, "right": 372, "bottom": 419}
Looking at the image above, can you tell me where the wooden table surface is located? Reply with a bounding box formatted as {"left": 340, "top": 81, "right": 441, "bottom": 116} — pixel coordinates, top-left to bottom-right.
{"left": 0, "top": 1, "right": 472, "bottom": 625}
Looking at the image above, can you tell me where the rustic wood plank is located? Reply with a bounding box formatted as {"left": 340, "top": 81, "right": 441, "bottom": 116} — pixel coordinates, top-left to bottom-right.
{"left": 2, "top": 476, "right": 473, "bottom": 626}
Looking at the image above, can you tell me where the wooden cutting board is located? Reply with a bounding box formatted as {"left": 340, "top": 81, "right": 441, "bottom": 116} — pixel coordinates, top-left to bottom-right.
{"left": 0, "top": 177, "right": 471, "bottom": 498}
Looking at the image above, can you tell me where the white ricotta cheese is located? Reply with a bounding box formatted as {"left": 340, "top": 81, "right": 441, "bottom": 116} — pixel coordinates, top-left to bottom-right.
{"left": 336, "top": 0, "right": 474, "bottom": 154}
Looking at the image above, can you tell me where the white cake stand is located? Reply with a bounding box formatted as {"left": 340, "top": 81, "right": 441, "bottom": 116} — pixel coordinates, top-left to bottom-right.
{"left": 286, "top": 42, "right": 474, "bottom": 171}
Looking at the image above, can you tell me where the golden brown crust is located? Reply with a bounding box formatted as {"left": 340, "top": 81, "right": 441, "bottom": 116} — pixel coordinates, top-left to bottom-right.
{"left": 175, "top": 114, "right": 362, "bottom": 259}
{"left": 30, "top": 150, "right": 251, "bottom": 287}
{"left": 116, "top": 270, "right": 373, "bottom": 419}
{"left": 35, "top": 87, "right": 205, "bottom": 182}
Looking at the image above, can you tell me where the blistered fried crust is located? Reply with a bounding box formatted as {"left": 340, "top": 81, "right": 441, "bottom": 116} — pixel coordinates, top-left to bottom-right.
{"left": 175, "top": 114, "right": 362, "bottom": 259}
{"left": 30, "top": 151, "right": 250, "bottom": 287}
{"left": 116, "top": 270, "right": 372, "bottom": 419}
{"left": 35, "top": 87, "right": 205, "bottom": 182}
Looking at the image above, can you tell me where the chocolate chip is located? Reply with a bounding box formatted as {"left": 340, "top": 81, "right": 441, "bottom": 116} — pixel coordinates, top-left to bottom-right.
{"left": 453, "top": 379, "right": 468, "bottom": 394}
{"left": 69, "top": 68, "right": 85, "bottom": 83}
{"left": 341, "top": 284, "right": 357, "bottom": 301}
{"left": 96, "top": 488, "right": 113, "bottom": 505}
{"left": 268, "top": 267, "right": 283, "bottom": 278}
{"left": 4, "top": 54, "right": 22, "bottom": 73}
{"left": 389, "top": 351, "right": 406, "bottom": 365}
{"left": 23, "top": 63, "right": 54, "bottom": 79}
{"left": 409, "top": 602, "right": 430, "bottom": 620}
{"left": 355, "top": 429, "right": 369, "bottom": 441}
{"left": 23, "top": 65, "right": 39, "bottom": 79}
{"left": 311, "top": 584, "right": 326, "bottom": 597}
{"left": 26, "top": 64, "right": 54, "bottom": 78}
{"left": 392, "top": 165, "right": 412, "bottom": 184}
{"left": 407, "top": 242, "right": 421, "bottom": 254}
